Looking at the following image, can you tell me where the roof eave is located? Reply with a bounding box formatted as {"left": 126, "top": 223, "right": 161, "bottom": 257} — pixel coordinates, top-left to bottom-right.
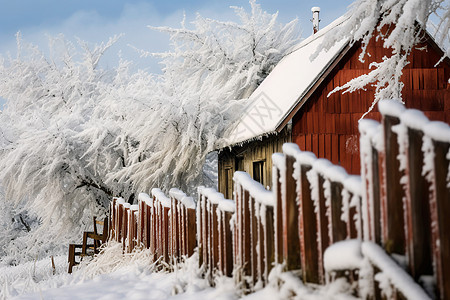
{"left": 275, "top": 41, "right": 352, "bottom": 133}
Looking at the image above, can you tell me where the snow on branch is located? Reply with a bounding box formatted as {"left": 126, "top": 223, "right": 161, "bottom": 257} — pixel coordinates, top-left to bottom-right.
{"left": 316, "top": 0, "right": 449, "bottom": 114}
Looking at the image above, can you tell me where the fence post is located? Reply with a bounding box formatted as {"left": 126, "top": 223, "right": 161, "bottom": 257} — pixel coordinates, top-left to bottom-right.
{"left": 162, "top": 205, "right": 170, "bottom": 264}
{"left": 242, "top": 189, "right": 251, "bottom": 281}
{"left": 282, "top": 147, "right": 302, "bottom": 271}
{"left": 399, "top": 111, "right": 433, "bottom": 280}
{"left": 359, "top": 119, "right": 382, "bottom": 243}
{"left": 116, "top": 198, "right": 125, "bottom": 243}
{"left": 223, "top": 210, "right": 234, "bottom": 277}
{"left": 249, "top": 195, "right": 258, "bottom": 285}
{"left": 272, "top": 154, "right": 284, "bottom": 265}
{"left": 138, "top": 197, "right": 144, "bottom": 247}
{"left": 148, "top": 197, "right": 155, "bottom": 259}
{"left": 262, "top": 205, "right": 275, "bottom": 283}
{"left": 379, "top": 100, "right": 406, "bottom": 255}
{"left": 201, "top": 193, "right": 208, "bottom": 269}
{"left": 424, "top": 122, "right": 450, "bottom": 300}
{"left": 109, "top": 198, "right": 117, "bottom": 241}
{"left": 328, "top": 178, "right": 347, "bottom": 244}
{"left": 197, "top": 188, "right": 204, "bottom": 268}
{"left": 154, "top": 196, "right": 161, "bottom": 259}
{"left": 256, "top": 202, "right": 264, "bottom": 285}
{"left": 211, "top": 200, "right": 219, "bottom": 273}
{"left": 122, "top": 203, "right": 130, "bottom": 252}
{"left": 311, "top": 160, "right": 332, "bottom": 284}
{"left": 296, "top": 152, "right": 319, "bottom": 283}
{"left": 170, "top": 194, "right": 179, "bottom": 263}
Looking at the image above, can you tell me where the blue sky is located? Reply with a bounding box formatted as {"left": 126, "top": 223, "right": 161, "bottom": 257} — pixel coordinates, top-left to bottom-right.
{"left": 0, "top": 0, "right": 354, "bottom": 73}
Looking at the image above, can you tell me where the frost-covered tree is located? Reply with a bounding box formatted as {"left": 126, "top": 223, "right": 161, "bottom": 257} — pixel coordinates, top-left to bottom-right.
{"left": 119, "top": 0, "right": 300, "bottom": 193}
{"left": 0, "top": 1, "right": 300, "bottom": 263}
{"left": 0, "top": 34, "right": 136, "bottom": 263}
{"left": 317, "top": 0, "right": 449, "bottom": 114}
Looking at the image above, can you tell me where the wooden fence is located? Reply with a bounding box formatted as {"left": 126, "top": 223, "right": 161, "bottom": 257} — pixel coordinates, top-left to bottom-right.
{"left": 107, "top": 100, "right": 449, "bottom": 299}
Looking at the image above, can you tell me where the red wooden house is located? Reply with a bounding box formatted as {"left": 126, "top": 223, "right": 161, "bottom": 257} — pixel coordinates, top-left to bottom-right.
{"left": 217, "top": 15, "right": 449, "bottom": 198}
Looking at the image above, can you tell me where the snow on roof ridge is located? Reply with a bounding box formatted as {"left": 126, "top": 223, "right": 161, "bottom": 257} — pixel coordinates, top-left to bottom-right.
{"left": 289, "top": 15, "right": 350, "bottom": 54}
{"left": 223, "top": 15, "right": 350, "bottom": 146}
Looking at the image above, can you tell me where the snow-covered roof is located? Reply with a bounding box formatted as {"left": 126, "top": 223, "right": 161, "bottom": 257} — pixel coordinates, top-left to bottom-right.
{"left": 224, "top": 16, "right": 350, "bottom": 146}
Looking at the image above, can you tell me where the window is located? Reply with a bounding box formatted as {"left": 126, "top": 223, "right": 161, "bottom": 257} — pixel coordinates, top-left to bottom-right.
{"left": 253, "top": 161, "right": 264, "bottom": 185}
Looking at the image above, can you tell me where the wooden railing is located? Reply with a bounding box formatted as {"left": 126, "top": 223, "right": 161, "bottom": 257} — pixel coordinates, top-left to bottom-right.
{"left": 107, "top": 100, "right": 449, "bottom": 299}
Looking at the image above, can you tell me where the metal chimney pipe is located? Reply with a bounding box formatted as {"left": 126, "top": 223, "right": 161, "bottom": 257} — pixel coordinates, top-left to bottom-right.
{"left": 311, "top": 7, "right": 321, "bottom": 34}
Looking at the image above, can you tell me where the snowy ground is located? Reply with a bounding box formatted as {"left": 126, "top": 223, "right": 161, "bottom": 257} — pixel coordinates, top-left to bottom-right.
{"left": 1, "top": 242, "right": 357, "bottom": 300}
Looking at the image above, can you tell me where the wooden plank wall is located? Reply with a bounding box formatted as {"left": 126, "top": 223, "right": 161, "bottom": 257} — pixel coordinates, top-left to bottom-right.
{"left": 292, "top": 32, "right": 449, "bottom": 175}
{"left": 218, "top": 128, "right": 291, "bottom": 197}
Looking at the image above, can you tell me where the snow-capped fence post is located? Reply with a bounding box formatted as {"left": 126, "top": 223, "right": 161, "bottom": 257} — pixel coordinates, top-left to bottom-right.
{"left": 309, "top": 159, "right": 333, "bottom": 284}
{"left": 359, "top": 119, "right": 383, "bottom": 244}
{"left": 115, "top": 198, "right": 125, "bottom": 243}
{"left": 109, "top": 197, "right": 117, "bottom": 240}
{"left": 222, "top": 209, "right": 235, "bottom": 277}
{"left": 162, "top": 204, "right": 170, "bottom": 264}
{"left": 324, "top": 166, "right": 348, "bottom": 244}
{"left": 259, "top": 200, "right": 275, "bottom": 284}
{"left": 127, "top": 205, "right": 138, "bottom": 253}
{"left": 293, "top": 151, "right": 320, "bottom": 284}
{"left": 122, "top": 203, "right": 130, "bottom": 252}
{"left": 210, "top": 195, "right": 220, "bottom": 276}
{"left": 196, "top": 188, "right": 203, "bottom": 268}
{"left": 149, "top": 195, "right": 156, "bottom": 259}
{"left": 281, "top": 144, "right": 302, "bottom": 271}
{"left": 138, "top": 196, "right": 145, "bottom": 247}
{"left": 197, "top": 187, "right": 206, "bottom": 269}
{"left": 137, "top": 193, "right": 153, "bottom": 249}
{"left": 397, "top": 110, "right": 433, "bottom": 281}
{"left": 153, "top": 194, "right": 161, "bottom": 259}
{"left": 271, "top": 155, "right": 284, "bottom": 266}
{"left": 169, "top": 189, "right": 180, "bottom": 264}
{"left": 217, "top": 197, "right": 235, "bottom": 277}
{"left": 152, "top": 188, "right": 171, "bottom": 264}
{"left": 423, "top": 121, "right": 450, "bottom": 300}
{"left": 233, "top": 171, "right": 275, "bottom": 289}
{"left": 340, "top": 176, "right": 363, "bottom": 242}
{"left": 242, "top": 187, "right": 252, "bottom": 283}
{"left": 379, "top": 101, "right": 406, "bottom": 255}
{"left": 233, "top": 183, "right": 242, "bottom": 281}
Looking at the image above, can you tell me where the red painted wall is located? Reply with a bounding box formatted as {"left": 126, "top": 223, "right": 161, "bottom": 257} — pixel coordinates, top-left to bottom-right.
{"left": 292, "top": 33, "right": 450, "bottom": 174}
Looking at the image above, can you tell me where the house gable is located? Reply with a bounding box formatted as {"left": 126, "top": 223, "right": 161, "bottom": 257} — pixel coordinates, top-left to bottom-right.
{"left": 291, "top": 30, "right": 450, "bottom": 174}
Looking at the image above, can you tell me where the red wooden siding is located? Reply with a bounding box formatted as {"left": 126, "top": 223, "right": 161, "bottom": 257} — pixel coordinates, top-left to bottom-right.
{"left": 292, "top": 34, "right": 449, "bottom": 174}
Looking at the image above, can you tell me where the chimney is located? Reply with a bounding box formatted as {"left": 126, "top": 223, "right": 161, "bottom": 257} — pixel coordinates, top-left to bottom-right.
{"left": 311, "top": 7, "right": 321, "bottom": 34}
